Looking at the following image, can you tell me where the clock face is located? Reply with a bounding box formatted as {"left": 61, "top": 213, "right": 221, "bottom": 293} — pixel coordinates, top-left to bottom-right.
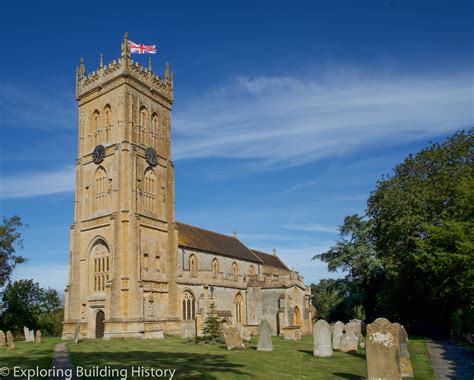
{"left": 145, "top": 147, "right": 158, "bottom": 166}
{"left": 92, "top": 145, "right": 105, "bottom": 164}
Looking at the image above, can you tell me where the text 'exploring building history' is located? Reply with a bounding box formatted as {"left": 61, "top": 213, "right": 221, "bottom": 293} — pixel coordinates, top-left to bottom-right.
{"left": 62, "top": 34, "right": 313, "bottom": 340}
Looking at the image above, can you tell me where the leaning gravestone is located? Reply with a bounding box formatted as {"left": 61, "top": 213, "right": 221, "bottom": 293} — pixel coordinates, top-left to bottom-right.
{"left": 223, "top": 325, "right": 245, "bottom": 350}
{"left": 340, "top": 331, "right": 359, "bottom": 352}
{"left": 29, "top": 330, "right": 35, "bottom": 342}
{"left": 0, "top": 330, "right": 5, "bottom": 347}
{"left": 24, "top": 326, "right": 30, "bottom": 341}
{"left": 6, "top": 330, "right": 14, "bottom": 350}
{"left": 73, "top": 321, "right": 81, "bottom": 343}
{"left": 35, "top": 330, "right": 42, "bottom": 343}
{"left": 332, "top": 321, "right": 344, "bottom": 350}
{"left": 394, "top": 323, "right": 414, "bottom": 378}
{"left": 257, "top": 319, "right": 273, "bottom": 351}
{"left": 366, "top": 318, "right": 401, "bottom": 380}
{"left": 313, "top": 320, "right": 333, "bottom": 357}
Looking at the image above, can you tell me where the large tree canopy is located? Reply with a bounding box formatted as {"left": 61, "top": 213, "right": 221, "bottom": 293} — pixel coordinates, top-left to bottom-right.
{"left": 0, "top": 215, "right": 26, "bottom": 288}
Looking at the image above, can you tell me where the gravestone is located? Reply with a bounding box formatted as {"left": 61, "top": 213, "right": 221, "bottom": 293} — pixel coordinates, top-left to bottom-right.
{"left": 332, "top": 321, "right": 344, "bottom": 350}
{"left": 345, "top": 321, "right": 361, "bottom": 339}
{"left": 313, "top": 319, "right": 333, "bottom": 357}
{"left": 350, "top": 319, "right": 362, "bottom": 340}
{"left": 257, "top": 319, "right": 273, "bottom": 351}
{"left": 181, "top": 320, "right": 197, "bottom": 339}
{"left": 6, "top": 330, "right": 14, "bottom": 350}
{"left": 24, "top": 326, "right": 30, "bottom": 341}
{"left": 35, "top": 330, "right": 42, "bottom": 343}
{"left": 0, "top": 330, "right": 5, "bottom": 347}
{"left": 340, "top": 331, "right": 359, "bottom": 352}
{"left": 236, "top": 325, "right": 251, "bottom": 342}
{"left": 223, "top": 325, "right": 245, "bottom": 350}
{"left": 73, "top": 321, "right": 81, "bottom": 343}
{"left": 282, "top": 326, "right": 301, "bottom": 340}
{"left": 394, "top": 323, "right": 413, "bottom": 378}
{"left": 366, "top": 318, "right": 401, "bottom": 380}
{"left": 29, "top": 330, "right": 35, "bottom": 342}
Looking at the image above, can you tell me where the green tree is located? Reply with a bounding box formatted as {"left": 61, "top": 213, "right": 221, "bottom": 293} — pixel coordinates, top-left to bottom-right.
{"left": 313, "top": 214, "right": 383, "bottom": 321}
{"left": 0, "top": 215, "right": 26, "bottom": 288}
{"left": 1, "top": 279, "right": 63, "bottom": 336}
{"left": 367, "top": 129, "right": 474, "bottom": 330}
{"left": 201, "top": 302, "right": 222, "bottom": 342}
{"left": 310, "top": 279, "right": 344, "bottom": 321}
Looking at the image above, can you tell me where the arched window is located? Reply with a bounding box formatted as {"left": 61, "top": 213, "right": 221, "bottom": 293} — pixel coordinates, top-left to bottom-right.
{"left": 91, "top": 240, "right": 110, "bottom": 292}
{"left": 294, "top": 306, "right": 302, "bottom": 327}
{"left": 212, "top": 258, "right": 219, "bottom": 279}
{"left": 143, "top": 168, "right": 156, "bottom": 212}
{"left": 181, "top": 291, "right": 195, "bottom": 320}
{"left": 103, "top": 105, "right": 111, "bottom": 143}
{"left": 189, "top": 254, "right": 197, "bottom": 277}
{"left": 234, "top": 293, "right": 244, "bottom": 324}
{"left": 94, "top": 167, "right": 107, "bottom": 212}
{"left": 249, "top": 265, "right": 255, "bottom": 276}
{"left": 139, "top": 106, "right": 147, "bottom": 144}
{"left": 92, "top": 110, "right": 100, "bottom": 145}
{"left": 151, "top": 113, "right": 159, "bottom": 149}
{"left": 232, "top": 261, "right": 239, "bottom": 281}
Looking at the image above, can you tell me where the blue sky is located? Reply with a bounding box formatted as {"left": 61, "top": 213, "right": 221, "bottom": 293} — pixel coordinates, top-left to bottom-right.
{"left": 0, "top": 0, "right": 472, "bottom": 291}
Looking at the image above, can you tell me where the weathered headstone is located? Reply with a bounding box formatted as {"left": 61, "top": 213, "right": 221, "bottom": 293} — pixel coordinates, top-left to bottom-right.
{"left": 394, "top": 323, "right": 414, "bottom": 378}
{"left": 332, "top": 321, "right": 344, "bottom": 350}
{"left": 181, "top": 320, "right": 197, "bottom": 339}
{"left": 282, "top": 326, "right": 301, "bottom": 340}
{"left": 350, "top": 319, "right": 363, "bottom": 340}
{"left": 6, "top": 330, "right": 14, "bottom": 350}
{"left": 223, "top": 325, "right": 245, "bottom": 350}
{"left": 29, "top": 330, "right": 35, "bottom": 342}
{"left": 366, "top": 318, "right": 401, "bottom": 380}
{"left": 0, "top": 330, "right": 5, "bottom": 347}
{"left": 73, "top": 321, "right": 81, "bottom": 343}
{"left": 35, "top": 330, "right": 42, "bottom": 343}
{"left": 257, "top": 319, "right": 273, "bottom": 351}
{"left": 340, "top": 331, "right": 359, "bottom": 352}
{"left": 313, "top": 319, "right": 333, "bottom": 357}
{"left": 24, "top": 326, "right": 30, "bottom": 341}
{"left": 236, "top": 325, "right": 251, "bottom": 342}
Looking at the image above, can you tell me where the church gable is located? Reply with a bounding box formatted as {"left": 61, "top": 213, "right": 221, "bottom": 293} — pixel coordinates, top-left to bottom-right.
{"left": 176, "top": 222, "right": 262, "bottom": 263}
{"left": 251, "top": 249, "right": 290, "bottom": 272}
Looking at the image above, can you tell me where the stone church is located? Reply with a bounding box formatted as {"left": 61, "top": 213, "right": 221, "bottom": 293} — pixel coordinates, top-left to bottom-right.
{"left": 62, "top": 34, "right": 313, "bottom": 340}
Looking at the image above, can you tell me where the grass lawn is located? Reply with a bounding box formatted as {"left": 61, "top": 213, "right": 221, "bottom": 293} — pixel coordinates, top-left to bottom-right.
{"left": 0, "top": 337, "right": 61, "bottom": 376}
{"left": 68, "top": 335, "right": 434, "bottom": 380}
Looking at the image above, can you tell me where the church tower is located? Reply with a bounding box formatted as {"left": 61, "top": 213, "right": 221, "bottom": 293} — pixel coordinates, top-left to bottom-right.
{"left": 62, "top": 34, "right": 180, "bottom": 339}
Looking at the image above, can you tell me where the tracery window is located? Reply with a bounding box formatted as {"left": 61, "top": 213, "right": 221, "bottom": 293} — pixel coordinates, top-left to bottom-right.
{"left": 143, "top": 168, "right": 156, "bottom": 212}
{"left": 94, "top": 167, "right": 107, "bottom": 212}
{"left": 92, "top": 240, "right": 110, "bottom": 292}
{"left": 235, "top": 293, "right": 243, "bottom": 324}
{"left": 92, "top": 110, "right": 100, "bottom": 145}
{"left": 151, "top": 113, "right": 159, "bottom": 149}
{"left": 104, "top": 105, "right": 111, "bottom": 143}
{"left": 181, "top": 291, "right": 195, "bottom": 320}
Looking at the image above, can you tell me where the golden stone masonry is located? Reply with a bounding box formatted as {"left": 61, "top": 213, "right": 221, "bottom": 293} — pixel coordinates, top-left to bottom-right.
{"left": 62, "top": 33, "right": 313, "bottom": 340}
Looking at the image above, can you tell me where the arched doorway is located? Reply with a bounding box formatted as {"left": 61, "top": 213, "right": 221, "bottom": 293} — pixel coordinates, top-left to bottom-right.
{"left": 95, "top": 310, "right": 105, "bottom": 339}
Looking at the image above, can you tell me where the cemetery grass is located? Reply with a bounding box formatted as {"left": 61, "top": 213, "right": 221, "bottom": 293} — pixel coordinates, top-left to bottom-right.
{"left": 68, "top": 335, "right": 434, "bottom": 380}
{"left": 0, "top": 337, "right": 61, "bottom": 375}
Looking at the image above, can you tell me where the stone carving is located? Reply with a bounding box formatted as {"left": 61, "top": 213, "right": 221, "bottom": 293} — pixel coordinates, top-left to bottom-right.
{"left": 0, "top": 330, "right": 5, "bottom": 347}
{"left": 35, "top": 330, "right": 42, "bottom": 343}
{"left": 394, "top": 323, "right": 414, "bottom": 378}
{"left": 366, "top": 318, "right": 401, "bottom": 380}
{"left": 181, "top": 320, "right": 197, "bottom": 339}
{"left": 340, "top": 331, "right": 359, "bottom": 352}
{"left": 257, "top": 319, "right": 273, "bottom": 351}
{"left": 24, "top": 326, "right": 30, "bottom": 341}
{"left": 6, "top": 330, "right": 14, "bottom": 350}
{"left": 223, "top": 325, "right": 245, "bottom": 350}
{"left": 313, "top": 320, "right": 333, "bottom": 357}
{"left": 332, "top": 321, "right": 344, "bottom": 350}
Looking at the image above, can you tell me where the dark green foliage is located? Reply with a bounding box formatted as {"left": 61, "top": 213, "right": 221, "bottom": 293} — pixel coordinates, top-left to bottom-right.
{"left": 0, "top": 215, "right": 26, "bottom": 288}
{"left": 198, "top": 301, "right": 223, "bottom": 343}
{"left": 1, "top": 279, "right": 63, "bottom": 336}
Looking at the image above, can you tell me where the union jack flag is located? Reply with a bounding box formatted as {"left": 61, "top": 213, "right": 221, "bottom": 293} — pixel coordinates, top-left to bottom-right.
{"left": 129, "top": 40, "right": 157, "bottom": 54}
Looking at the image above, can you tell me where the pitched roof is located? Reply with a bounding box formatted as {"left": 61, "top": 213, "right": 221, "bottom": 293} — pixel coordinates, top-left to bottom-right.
{"left": 251, "top": 249, "right": 290, "bottom": 271}
{"left": 176, "top": 222, "right": 262, "bottom": 263}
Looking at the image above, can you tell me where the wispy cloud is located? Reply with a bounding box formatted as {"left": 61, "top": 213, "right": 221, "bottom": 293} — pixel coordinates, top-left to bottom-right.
{"left": 0, "top": 166, "right": 75, "bottom": 199}
{"left": 282, "top": 223, "right": 338, "bottom": 233}
{"left": 173, "top": 69, "right": 472, "bottom": 170}
{"left": 280, "top": 180, "right": 318, "bottom": 194}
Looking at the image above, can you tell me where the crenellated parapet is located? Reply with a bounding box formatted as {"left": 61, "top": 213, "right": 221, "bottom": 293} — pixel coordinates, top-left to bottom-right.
{"left": 76, "top": 32, "right": 173, "bottom": 103}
